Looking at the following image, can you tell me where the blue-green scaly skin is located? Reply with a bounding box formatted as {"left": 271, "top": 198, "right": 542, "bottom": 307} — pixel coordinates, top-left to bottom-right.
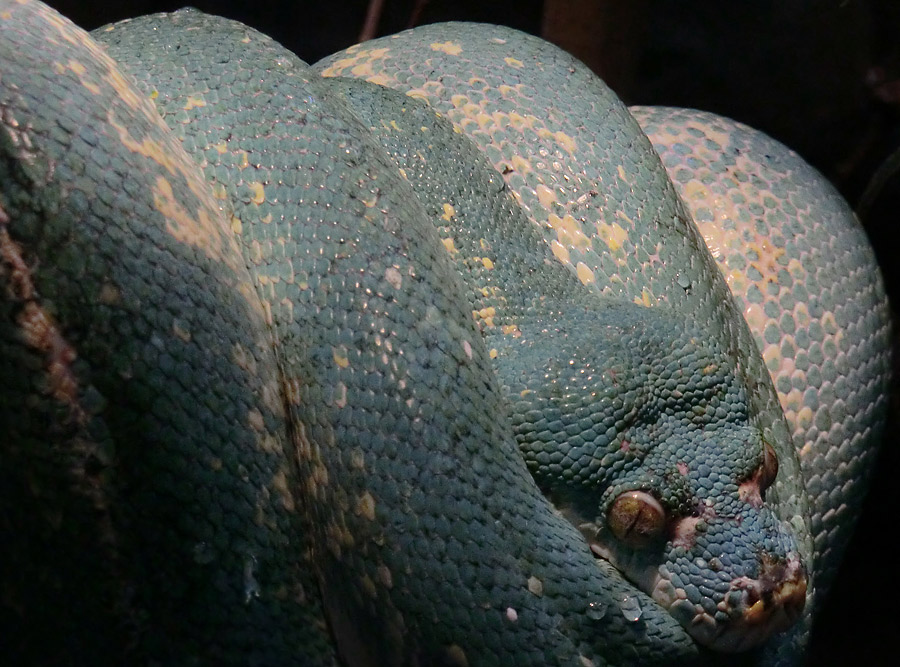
{"left": 94, "top": 7, "right": 708, "bottom": 667}
{"left": 1, "top": 1, "right": 886, "bottom": 665}
{"left": 0, "top": 1, "right": 334, "bottom": 663}
{"left": 321, "top": 77, "right": 807, "bottom": 656}
{"left": 631, "top": 106, "right": 891, "bottom": 597}
{"left": 314, "top": 23, "right": 810, "bottom": 557}
{"left": 316, "top": 26, "right": 818, "bottom": 661}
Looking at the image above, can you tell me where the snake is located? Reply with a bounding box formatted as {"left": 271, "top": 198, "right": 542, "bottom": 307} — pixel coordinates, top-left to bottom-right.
{"left": 0, "top": 1, "right": 890, "bottom": 665}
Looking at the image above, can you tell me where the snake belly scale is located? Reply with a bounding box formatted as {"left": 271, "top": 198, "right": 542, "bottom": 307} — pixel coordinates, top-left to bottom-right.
{"left": 0, "top": 1, "right": 890, "bottom": 666}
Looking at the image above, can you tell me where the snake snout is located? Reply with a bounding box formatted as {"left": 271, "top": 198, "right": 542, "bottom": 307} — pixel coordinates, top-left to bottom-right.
{"left": 674, "top": 551, "right": 808, "bottom": 653}
{"left": 738, "top": 553, "right": 807, "bottom": 629}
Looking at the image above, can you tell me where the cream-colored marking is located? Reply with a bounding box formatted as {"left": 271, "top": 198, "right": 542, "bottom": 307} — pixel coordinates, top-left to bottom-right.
{"left": 444, "top": 645, "right": 469, "bottom": 667}
{"left": 442, "top": 238, "right": 458, "bottom": 255}
{"left": 554, "top": 131, "right": 577, "bottom": 154}
{"left": 796, "top": 406, "right": 814, "bottom": 430}
{"left": 638, "top": 287, "right": 654, "bottom": 307}
{"left": 333, "top": 347, "right": 350, "bottom": 369}
{"left": 367, "top": 73, "right": 392, "bottom": 86}
{"left": 249, "top": 182, "right": 265, "bottom": 204}
{"left": 170, "top": 320, "right": 191, "bottom": 343}
{"left": 482, "top": 257, "right": 494, "bottom": 269}
{"left": 599, "top": 221, "right": 628, "bottom": 252}
{"left": 334, "top": 382, "right": 347, "bottom": 408}
{"left": 65, "top": 58, "right": 101, "bottom": 95}
{"left": 462, "top": 339, "right": 473, "bottom": 360}
{"left": 183, "top": 95, "right": 206, "bottom": 110}
{"left": 550, "top": 213, "right": 591, "bottom": 250}
{"left": 108, "top": 109, "right": 214, "bottom": 202}
{"left": 442, "top": 203, "right": 456, "bottom": 221}
{"left": 576, "top": 262, "right": 595, "bottom": 285}
{"left": 231, "top": 343, "right": 254, "bottom": 373}
{"left": 506, "top": 607, "right": 518, "bottom": 622}
{"left": 151, "top": 176, "right": 228, "bottom": 263}
{"left": 510, "top": 154, "right": 532, "bottom": 174}
{"left": 536, "top": 184, "right": 557, "bottom": 209}
{"left": 247, "top": 408, "right": 265, "bottom": 432}
{"left": 99, "top": 60, "right": 148, "bottom": 111}
{"left": 350, "top": 62, "right": 376, "bottom": 77}
{"left": 504, "top": 56, "right": 524, "bottom": 68}
{"left": 356, "top": 491, "right": 376, "bottom": 521}
{"left": 377, "top": 564, "right": 393, "bottom": 588}
{"left": 450, "top": 93, "right": 468, "bottom": 109}
{"left": 99, "top": 283, "right": 121, "bottom": 305}
{"left": 384, "top": 266, "right": 402, "bottom": 290}
{"left": 430, "top": 41, "right": 462, "bottom": 55}
{"left": 476, "top": 306, "right": 496, "bottom": 321}
{"left": 360, "top": 574, "right": 377, "bottom": 598}
{"left": 550, "top": 240, "right": 570, "bottom": 264}
{"left": 684, "top": 180, "right": 709, "bottom": 203}
{"left": 350, "top": 447, "right": 366, "bottom": 470}
{"left": 527, "top": 575, "right": 544, "bottom": 596}
{"left": 272, "top": 468, "right": 296, "bottom": 511}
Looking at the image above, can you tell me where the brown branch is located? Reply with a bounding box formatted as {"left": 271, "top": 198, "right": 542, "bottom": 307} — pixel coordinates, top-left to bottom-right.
{"left": 359, "top": 0, "right": 386, "bottom": 42}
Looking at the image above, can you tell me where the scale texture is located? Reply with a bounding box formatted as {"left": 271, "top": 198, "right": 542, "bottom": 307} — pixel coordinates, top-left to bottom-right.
{"left": 0, "top": 1, "right": 890, "bottom": 665}
{"left": 631, "top": 106, "right": 891, "bottom": 594}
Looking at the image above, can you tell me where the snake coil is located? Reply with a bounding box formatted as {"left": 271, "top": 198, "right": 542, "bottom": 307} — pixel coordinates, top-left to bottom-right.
{"left": 0, "top": 1, "right": 890, "bottom": 665}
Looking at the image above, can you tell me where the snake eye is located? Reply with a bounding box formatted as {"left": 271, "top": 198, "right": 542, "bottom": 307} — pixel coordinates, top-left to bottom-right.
{"left": 607, "top": 490, "right": 666, "bottom": 548}
{"left": 760, "top": 441, "right": 778, "bottom": 494}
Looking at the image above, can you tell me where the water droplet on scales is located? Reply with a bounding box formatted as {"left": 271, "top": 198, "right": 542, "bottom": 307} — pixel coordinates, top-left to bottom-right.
{"left": 618, "top": 593, "right": 642, "bottom": 621}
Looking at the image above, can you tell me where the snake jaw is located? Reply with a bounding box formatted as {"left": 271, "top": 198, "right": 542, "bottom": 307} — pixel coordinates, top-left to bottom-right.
{"left": 661, "top": 551, "right": 807, "bottom": 652}
{"left": 569, "top": 499, "right": 808, "bottom": 653}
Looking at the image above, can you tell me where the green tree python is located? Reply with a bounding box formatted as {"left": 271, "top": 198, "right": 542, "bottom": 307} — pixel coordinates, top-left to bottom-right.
{"left": 0, "top": 1, "right": 891, "bottom": 664}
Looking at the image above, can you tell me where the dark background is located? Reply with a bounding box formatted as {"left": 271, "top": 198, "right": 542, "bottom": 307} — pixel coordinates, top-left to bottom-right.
{"left": 42, "top": 1, "right": 900, "bottom": 663}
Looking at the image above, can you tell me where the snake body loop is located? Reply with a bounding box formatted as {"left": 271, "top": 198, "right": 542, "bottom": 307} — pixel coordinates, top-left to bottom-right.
{"left": 0, "top": 2, "right": 890, "bottom": 665}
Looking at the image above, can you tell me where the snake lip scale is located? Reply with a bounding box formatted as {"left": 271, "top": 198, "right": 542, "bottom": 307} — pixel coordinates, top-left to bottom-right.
{"left": 0, "top": 1, "right": 891, "bottom": 665}
{"left": 567, "top": 496, "right": 807, "bottom": 653}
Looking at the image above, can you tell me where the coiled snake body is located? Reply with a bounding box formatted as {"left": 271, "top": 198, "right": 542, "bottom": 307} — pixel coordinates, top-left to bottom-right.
{"left": 0, "top": 1, "right": 890, "bottom": 665}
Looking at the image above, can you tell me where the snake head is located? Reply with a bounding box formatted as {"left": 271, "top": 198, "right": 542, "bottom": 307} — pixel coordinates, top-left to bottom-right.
{"left": 571, "top": 427, "right": 808, "bottom": 652}
{"left": 498, "top": 301, "right": 808, "bottom": 652}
